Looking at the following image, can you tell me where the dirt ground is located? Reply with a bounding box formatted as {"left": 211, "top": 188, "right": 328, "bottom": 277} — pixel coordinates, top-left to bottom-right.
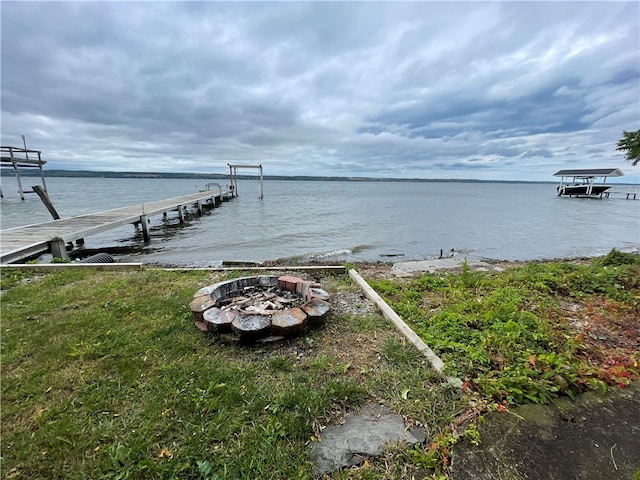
{"left": 452, "top": 381, "right": 640, "bottom": 480}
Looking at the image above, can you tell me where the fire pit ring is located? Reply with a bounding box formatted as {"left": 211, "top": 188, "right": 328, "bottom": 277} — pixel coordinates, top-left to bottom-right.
{"left": 190, "top": 275, "right": 331, "bottom": 343}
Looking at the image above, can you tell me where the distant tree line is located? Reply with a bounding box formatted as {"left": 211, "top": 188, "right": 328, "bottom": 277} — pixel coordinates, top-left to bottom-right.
{"left": 0, "top": 169, "right": 556, "bottom": 184}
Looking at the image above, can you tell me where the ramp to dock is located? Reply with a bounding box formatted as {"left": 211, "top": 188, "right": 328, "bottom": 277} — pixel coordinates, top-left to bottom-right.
{"left": 1, "top": 190, "right": 230, "bottom": 263}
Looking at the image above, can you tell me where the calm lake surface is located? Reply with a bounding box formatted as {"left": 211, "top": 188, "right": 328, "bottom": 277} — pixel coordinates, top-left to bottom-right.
{"left": 1, "top": 176, "right": 638, "bottom": 265}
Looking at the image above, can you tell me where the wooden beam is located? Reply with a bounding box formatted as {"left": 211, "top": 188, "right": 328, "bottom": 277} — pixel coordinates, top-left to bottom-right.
{"left": 348, "top": 268, "right": 461, "bottom": 387}
{"left": 32, "top": 185, "right": 61, "bottom": 220}
{"left": 1, "top": 263, "right": 144, "bottom": 271}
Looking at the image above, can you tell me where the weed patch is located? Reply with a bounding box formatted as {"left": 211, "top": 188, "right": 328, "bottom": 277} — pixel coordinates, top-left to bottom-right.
{"left": 368, "top": 250, "right": 640, "bottom": 405}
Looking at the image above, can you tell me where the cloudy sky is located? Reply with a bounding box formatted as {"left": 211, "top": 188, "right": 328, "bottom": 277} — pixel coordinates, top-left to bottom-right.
{"left": 1, "top": 2, "right": 639, "bottom": 181}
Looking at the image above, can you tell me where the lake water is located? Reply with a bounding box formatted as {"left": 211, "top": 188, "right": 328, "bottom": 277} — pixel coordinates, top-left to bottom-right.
{"left": 1, "top": 176, "right": 638, "bottom": 265}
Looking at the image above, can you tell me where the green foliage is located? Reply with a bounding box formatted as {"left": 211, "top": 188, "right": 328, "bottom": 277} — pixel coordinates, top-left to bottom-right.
{"left": 381, "top": 337, "right": 422, "bottom": 366}
{"left": 50, "top": 257, "right": 73, "bottom": 263}
{"left": 616, "top": 129, "right": 640, "bottom": 166}
{"left": 598, "top": 248, "right": 640, "bottom": 267}
{"left": 369, "top": 278, "right": 402, "bottom": 296}
{"left": 404, "top": 423, "right": 480, "bottom": 475}
{"left": 1, "top": 268, "right": 39, "bottom": 290}
{"left": 368, "top": 250, "right": 639, "bottom": 405}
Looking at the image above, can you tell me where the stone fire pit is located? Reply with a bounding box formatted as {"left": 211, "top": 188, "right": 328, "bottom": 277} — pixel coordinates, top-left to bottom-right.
{"left": 190, "top": 275, "right": 331, "bottom": 343}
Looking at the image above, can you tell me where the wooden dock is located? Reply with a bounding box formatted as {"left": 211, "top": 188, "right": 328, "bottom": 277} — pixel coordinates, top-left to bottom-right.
{"left": 0, "top": 188, "right": 232, "bottom": 264}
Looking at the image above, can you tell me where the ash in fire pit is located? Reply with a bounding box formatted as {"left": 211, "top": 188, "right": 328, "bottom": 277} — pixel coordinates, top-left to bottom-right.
{"left": 190, "top": 275, "right": 331, "bottom": 343}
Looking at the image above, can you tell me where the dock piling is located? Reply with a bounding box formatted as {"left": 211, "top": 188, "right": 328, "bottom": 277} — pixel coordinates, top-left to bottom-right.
{"left": 50, "top": 238, "right": 70, "bottom": 261}
{"left": 140, "top": 215, "right": 150, "bottom": 242}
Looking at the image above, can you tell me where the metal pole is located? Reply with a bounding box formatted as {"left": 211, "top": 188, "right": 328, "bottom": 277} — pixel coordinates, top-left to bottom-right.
{"left": 21, "top": 135, "right": 28, "bottom": 159}
{"left": 259, "top": 165, "right": 263, "bottom": 199}
{"left": 10, "top": 147, "right": 26, "bottom": 200}
{"left": 234, "top": 167, "right": 238, "bottom": 197}
{"left": 228, "top": 164, "right": 237, "bottom": 198}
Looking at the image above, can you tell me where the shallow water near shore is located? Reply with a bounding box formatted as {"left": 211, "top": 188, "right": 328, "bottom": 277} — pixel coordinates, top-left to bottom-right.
{"left": 1, "top": 176, "right": 638, "bottom": 265}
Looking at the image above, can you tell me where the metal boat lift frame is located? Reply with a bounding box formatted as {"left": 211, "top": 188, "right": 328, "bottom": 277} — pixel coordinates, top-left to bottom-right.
{"left": 228, "top": 163, "right": 264, "bottom": 199}
{"left": 553, "top": 168, "right": 624, "bottom": 198}
{"left": 1, "top": 144, "right": 48, "bottom": 200}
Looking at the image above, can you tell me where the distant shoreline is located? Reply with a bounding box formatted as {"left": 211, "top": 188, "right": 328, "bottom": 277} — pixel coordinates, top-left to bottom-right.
{"left": 0, "top": 168, "right": 561, "bottom": 184}
{"left": 3, "top": 169, "right": 638, "bottom": 185}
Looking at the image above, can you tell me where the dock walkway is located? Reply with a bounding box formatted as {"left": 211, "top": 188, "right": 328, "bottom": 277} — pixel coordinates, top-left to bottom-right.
{"left": 1, "top": 189, "right": 231, "bottom": 263}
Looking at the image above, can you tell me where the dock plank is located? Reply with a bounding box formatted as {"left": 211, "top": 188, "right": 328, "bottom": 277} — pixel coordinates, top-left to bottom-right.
{"left": 1, "top": 190, "right": 230, "bottom": 263}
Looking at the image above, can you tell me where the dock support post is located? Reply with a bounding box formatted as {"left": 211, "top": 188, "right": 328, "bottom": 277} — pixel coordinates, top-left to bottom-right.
{"left": 140, "top": 215, "right": 150, "bottom": 242}
{"left": 10, "top": 147, "right": 26, "bottom": 201}
{"left": 197, "top": 200, "right": 203, "bottom": 216}
{"left": 50, "top": 238, "right": 70, "bottom": 261}
{"left": 177, "top": 206, "right": 185, "bottom": 224}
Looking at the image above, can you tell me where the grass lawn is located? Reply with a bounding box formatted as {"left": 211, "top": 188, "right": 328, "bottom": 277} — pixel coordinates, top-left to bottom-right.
{"left": 1, "top": 268, "right": 462, "bottom": 480}
{"left": 2, "top": 250, "right": 638, "bottom": 479}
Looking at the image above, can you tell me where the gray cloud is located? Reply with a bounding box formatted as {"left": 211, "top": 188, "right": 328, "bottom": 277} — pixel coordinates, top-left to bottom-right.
{"left": 1, "top": 1, "right": 639, "bottom": 181}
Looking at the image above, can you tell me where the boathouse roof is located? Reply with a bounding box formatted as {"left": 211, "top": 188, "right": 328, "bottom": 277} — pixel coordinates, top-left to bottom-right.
{"left": 553, "top": 168, "right": 624, "bottom": 177}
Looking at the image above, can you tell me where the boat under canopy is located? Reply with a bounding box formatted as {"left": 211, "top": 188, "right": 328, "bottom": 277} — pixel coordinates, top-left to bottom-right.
{"left": 553, "top": 168, "right": 624, "bottom": 198}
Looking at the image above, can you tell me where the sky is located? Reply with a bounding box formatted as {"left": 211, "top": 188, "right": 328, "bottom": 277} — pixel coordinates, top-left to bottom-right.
{"left": 1, "top": 1, "right": 639, "bottom": 181}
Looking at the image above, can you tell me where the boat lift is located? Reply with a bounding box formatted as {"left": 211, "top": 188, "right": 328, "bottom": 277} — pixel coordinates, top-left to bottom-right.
{"left": 1, "top": 137, "right": 63, "bottom": 219}
{"left": 228, "top": 163, "right": 264, "bottom": 199}
{"left": 1, "top": 136, "right": 48, "bottom": 200}
{"left": 553, "top": 168, "right": 624, "bottom": 198}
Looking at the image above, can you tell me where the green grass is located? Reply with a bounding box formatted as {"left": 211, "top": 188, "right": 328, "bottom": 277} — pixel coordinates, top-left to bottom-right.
{"left": 3, "top": 251, "right": 637, "bottom": 478}
{"left": 368, "top": 250, "right": 640, "bottom": 405}
{"left": 1, "top": 268, "right": 462, "bottom": 479}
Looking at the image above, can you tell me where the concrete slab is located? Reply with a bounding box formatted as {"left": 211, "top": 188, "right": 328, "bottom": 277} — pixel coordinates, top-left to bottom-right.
{"left": 311, "top": 403, "right": 425, "bottom": 475}
{"left": 451, "top": 382, "right": 640, "bottom": 480}
{"left": 391, "top": 257, "right": 502, "bottom": 277}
